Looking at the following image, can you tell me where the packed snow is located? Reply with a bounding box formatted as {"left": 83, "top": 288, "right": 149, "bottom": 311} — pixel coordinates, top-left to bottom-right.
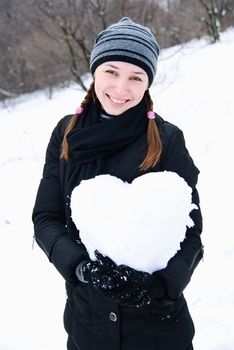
{"left": 0, "top": 28, "right": 234, "bottom": 349}
{"left": 71, "top": 172, "right": 196, "bottom": 273}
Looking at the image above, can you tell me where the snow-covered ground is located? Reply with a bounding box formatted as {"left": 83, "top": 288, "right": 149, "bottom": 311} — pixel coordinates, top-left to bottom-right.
{"left": 0, "top": 28, "right": 234, "bottom": 349}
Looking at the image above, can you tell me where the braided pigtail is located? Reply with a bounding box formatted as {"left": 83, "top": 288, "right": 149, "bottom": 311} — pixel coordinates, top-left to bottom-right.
{"left": 139, "top": 89, "right": 162, "bottom": 171}
{"left": 60, "top": 81, "right": 95, "bottom": 160}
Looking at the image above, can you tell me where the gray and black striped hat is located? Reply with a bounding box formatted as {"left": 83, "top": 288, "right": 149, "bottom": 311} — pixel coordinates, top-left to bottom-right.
{"left": 90, "top": 17, "right": 160, "bottom": 87}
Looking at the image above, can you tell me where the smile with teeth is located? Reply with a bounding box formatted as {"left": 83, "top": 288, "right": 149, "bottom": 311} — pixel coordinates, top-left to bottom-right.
{"left": 107, "top": 94, "right": 130, "bottom": 105}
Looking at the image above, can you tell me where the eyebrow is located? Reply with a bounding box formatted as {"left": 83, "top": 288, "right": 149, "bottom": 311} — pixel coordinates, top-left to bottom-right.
{"left": 103, "top": 64, "right": 146, "bottom": 76}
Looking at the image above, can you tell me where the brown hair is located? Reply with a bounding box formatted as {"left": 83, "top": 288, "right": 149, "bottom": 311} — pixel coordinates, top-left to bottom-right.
{"left": 139, "top": 89, "right": 162, "bottom": 171}
{"left": 60, "top": 82, "right": 162, "bottom": 171}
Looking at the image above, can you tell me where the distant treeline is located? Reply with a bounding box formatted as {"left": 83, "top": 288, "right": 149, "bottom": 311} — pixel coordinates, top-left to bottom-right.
{"left": 1, "top": 0, "right": 233, "bottom": 100}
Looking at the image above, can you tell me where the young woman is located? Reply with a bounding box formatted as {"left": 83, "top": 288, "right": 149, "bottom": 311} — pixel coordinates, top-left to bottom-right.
{"left": 32, "top": 17, "right": 203, "bottom": 350}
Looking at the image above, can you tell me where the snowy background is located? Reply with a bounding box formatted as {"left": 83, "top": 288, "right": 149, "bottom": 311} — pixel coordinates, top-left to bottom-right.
{"left": 0, "top": 28, "right": 234, "bottom": 349}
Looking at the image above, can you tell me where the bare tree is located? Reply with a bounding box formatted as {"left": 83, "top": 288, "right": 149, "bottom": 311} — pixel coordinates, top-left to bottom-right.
{"left": 1, "top": 0, "right": 233, "bottom": 101}
{"left": 198, "top": 0, "right": 221, "bottom": 42}
{"left": 32, "top": 0, "right": 113, "bottom": 91}
{"left": 216, "top": 0, "right": 234, "bottom": 29}
{"left": 0, "top": 0, "right": 73, "bottom": 99}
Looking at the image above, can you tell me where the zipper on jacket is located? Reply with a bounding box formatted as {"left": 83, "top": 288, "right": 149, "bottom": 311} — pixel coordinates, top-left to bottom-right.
{"left": 189, "top": 245, "right": 204, "bottom": 271}
{"left": 33, "top": 236, "right": 50, "bottom": 258}
{"left": 32, "top": 235, "right": 35, "bottom": 250}
{"left": 33, "top": 233, "right": 68, "bottom": 260}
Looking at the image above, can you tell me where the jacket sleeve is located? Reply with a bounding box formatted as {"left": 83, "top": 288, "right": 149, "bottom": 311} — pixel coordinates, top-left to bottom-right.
{"left": 32, "top": 117, "right": 88, "bottom": 285}
{"left": 156, "top": 126, "right": 203, "bottom": 301}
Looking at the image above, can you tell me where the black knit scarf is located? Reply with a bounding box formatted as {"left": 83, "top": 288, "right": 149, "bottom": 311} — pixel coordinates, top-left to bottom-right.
{"left": 66, "top": 99, "right": 148, "bottom": 192}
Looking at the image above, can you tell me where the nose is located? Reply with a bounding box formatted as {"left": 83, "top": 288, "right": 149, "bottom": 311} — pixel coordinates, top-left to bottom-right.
{"left": 114, "top": 77, "right": 129, "bottom": 96}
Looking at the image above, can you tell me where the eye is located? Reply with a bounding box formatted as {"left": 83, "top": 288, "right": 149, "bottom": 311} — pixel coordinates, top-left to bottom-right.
{"left": 130, "top": 76, "right": 142, "bottom": 82}
{"left": 105, "top": 70, "right": 118, "bottom": 76}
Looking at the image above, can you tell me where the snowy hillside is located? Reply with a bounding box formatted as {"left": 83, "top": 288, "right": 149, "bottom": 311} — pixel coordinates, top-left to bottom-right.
{"left": 0, "top": 28, "right": 234, "bottom": 349}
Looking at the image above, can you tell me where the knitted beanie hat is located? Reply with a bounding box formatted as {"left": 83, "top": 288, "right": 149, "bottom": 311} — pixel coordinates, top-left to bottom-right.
{"left": 90, "top": 17, "right": 160, "bottom": 87}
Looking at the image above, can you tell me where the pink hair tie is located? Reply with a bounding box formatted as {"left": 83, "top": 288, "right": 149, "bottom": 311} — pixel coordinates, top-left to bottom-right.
{"left": 75, "top": 106, "right": 84, "bottom": 115}
{"left": 147, "top": 111, "right": 155, "bottom": 119}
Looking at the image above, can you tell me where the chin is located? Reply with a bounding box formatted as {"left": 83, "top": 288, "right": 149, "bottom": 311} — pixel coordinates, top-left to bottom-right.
{"left": 107, "top": 108, "right": 127, "bottom": 116}
{"left": 103, "top": 102, "right": 134, "bottom": 116}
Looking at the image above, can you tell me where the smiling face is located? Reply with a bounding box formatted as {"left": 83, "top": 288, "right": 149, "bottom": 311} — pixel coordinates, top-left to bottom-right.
{"left": 94, "top": 61, "right": 149, "bottom": 116}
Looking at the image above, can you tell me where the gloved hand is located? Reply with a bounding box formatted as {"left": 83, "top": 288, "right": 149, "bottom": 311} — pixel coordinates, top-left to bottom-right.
{"left": 99, "top": 262, "right": 166, "bottom": 307}
{"left": 96, "top": 251, "right": 166, "bottom": 300}
{"left": 75, "top": 250, "right": 126, "bottom": 289}
{"left": 76, "top": 250, "right": 165, "bottom": 307}
{"left": 100, "top": 280, "right": 151, "bottom": 307}
{"left": 94, "top": 251, "right": 153, "bottom": 307}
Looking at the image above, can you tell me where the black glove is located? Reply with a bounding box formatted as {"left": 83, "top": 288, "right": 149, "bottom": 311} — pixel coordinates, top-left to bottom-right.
{"left": 96, "top": 252, "right": 166, "bottom": 298}
{"left": 100, "top": 281, "right": 151, "bottom": 307}
{"left": 100, "top": 259, "right": 166, "bottom": 307}
{"left": 94, "top": 251, "right": 152, "bottom": 307}
{"left": 76, "top": 251, "right": 166, "bottom": 308}
{"left": 75, "top": 250, "right": 127, "bottom": 289}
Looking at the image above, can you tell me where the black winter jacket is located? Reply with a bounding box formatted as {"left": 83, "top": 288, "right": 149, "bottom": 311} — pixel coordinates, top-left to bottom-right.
{"left": 32, "top": 113, "right": 203, "bottom": 350}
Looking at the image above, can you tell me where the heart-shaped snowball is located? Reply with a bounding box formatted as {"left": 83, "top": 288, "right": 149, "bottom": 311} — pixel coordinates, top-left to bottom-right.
{"left": 71, "top": 171, "right": 197, "bottom": 273}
